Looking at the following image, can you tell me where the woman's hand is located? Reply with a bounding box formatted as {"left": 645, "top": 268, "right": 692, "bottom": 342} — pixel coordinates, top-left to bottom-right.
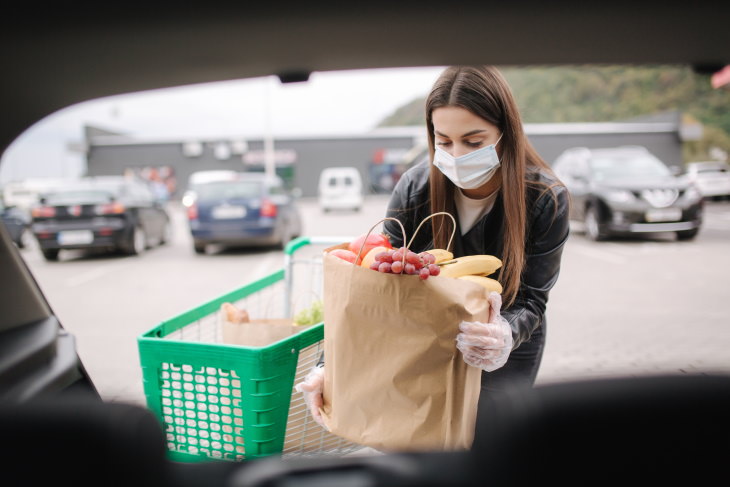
{"left": 456, "top": 291, "right": 513, "bottom": 372}
{"left": 294, "top": 365, "right": 327, "bottom": 428}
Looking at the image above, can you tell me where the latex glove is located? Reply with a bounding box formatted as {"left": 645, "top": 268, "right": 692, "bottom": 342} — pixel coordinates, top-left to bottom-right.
{"left": 294, "top": 365, "right": 326, "bottom": 428}
{"left": 456, "top": 291, "right": 514, "bottom": 372}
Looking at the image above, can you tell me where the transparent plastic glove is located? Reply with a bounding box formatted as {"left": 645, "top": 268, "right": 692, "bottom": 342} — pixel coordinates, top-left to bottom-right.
{"left": 294, "top": 365, "right": 326, "bottom": 428}
{"left": 456, "top": 291, "right": 514, "bottom": 372}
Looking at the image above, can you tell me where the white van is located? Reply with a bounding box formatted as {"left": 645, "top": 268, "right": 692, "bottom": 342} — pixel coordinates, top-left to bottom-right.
{"left": 318, "top": 167, "right": 363, "bottom": 212}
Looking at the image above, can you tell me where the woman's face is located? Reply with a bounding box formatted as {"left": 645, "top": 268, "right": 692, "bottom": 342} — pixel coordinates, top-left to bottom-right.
{"left": 432, "top": 106, "right": 501, "bottom": 157}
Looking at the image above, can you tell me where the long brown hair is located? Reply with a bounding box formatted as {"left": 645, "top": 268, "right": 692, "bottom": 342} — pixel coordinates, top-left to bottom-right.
{"left": 426, "top": 66, "right": 557, "bottom": 307}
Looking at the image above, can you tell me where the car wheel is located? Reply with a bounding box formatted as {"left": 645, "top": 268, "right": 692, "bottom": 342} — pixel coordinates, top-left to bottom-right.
{"left": 585, "top": 206, "right": 607, "bottom": 241}
{"left": 15, "top": 229, "right": 26, "bottom": 249}
{"left": 41, "top": 249, "right": 59, "bottom": 261}
{"left": 159, "top": 220, "right": 172, "bottom": 245}
{"left": 279, "top": 223, "right": 293, "bottom": 250}
{"left": 676, "top": 228, "right": 699, "bottom": 241}
{"left": 193, "top": 241, "right": 206, "bottom": 254}
{"left": 123, "top": 226, "right": 147, "bottom": 255}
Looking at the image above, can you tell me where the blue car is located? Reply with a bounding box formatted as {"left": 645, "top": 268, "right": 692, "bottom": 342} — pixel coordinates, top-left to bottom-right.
{"left": 0, "top": 200, "right": 29, "bottom": 248}
{"left": 186, "top": 173, "right": 303, "bottom": 253}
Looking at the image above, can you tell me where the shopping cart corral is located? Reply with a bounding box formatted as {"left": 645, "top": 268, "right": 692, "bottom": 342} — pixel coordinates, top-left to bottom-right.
{"left": 137, "top": 236, "right": 363, "bottom": 462}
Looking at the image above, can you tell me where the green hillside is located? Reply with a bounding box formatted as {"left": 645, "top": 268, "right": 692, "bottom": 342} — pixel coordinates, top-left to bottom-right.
{"left": 377, "top": 65, "right": 729, "bottom": 163}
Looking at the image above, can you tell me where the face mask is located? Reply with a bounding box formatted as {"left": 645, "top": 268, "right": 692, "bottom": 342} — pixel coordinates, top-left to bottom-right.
{"left": 432, "top": 134, "right": 503, "bottom": 190}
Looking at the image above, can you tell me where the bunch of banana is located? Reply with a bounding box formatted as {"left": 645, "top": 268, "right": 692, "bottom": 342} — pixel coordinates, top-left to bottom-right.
{"left": 426, "top": 250, "right": 503, "bottom": 294}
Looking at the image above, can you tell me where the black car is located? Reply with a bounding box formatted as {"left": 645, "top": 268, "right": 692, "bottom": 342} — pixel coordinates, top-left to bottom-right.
{"left": 553, "top": 145, "right": 704, "bottom": 241}
{"left": 0, "top": 199, "right": 29, "bottom": 248}
{"left": 30, "top": 176, "right": 172, "bottom": 260}
{"left": 186, "top": 172, "right": 302, "bottom": 253}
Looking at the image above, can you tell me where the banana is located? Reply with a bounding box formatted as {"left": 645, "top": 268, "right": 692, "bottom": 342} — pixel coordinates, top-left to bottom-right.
{"left": 457, "top": 275, "right": 503, "bottom": 294}
{"left": 438, "top": 254, "right": 502, "bottom": 278}
{"left": 424, "top": 248, "right": 454, "bottom": 264}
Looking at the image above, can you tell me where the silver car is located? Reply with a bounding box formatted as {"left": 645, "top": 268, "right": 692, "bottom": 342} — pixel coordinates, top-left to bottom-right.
{"left": 685, "top": 161, "right": 730, "bottom": 200}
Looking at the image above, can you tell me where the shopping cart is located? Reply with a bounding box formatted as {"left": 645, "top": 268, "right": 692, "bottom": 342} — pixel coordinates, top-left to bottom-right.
{"left": 137, "top": 236, "right": 364, "bottom": 462}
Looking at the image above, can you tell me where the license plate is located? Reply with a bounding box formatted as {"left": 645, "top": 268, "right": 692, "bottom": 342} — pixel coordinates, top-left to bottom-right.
{"left": 645, "top": 208, "right": 681, "bottom": 222}
{"left": 58, "top": 230, "right": 94, "bottom": 245}
{"left": 212, "top": 205, "right": 246, "bottom": 219}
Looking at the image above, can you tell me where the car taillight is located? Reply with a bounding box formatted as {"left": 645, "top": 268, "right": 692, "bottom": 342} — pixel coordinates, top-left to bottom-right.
{"left": 260, "top": 199, "right": 277, "bottom": 217}
{"left": 95, "top": 202, "right": 126, "bottom": 215}
{"left": 187, "top": 203, "right": 198, "bottom": 220}
{"left": 31, "top": 206, "right": 55, "bottom": 218}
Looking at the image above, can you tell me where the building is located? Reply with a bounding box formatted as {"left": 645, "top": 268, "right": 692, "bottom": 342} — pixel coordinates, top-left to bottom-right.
{"left": 83, "top": 111, "right": 697, "bottom": 199}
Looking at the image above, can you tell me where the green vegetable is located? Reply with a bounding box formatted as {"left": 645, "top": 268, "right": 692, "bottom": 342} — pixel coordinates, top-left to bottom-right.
{"left": 293, "top": 300, "right": 324, "bottom": 326}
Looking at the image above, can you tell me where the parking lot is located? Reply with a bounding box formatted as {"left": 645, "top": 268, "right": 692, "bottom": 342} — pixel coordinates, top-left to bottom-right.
{"left": 17, "top": 195, "right": 730, "bottom": 406}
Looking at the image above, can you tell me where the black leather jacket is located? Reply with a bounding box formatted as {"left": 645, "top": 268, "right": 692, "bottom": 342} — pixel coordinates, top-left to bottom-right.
{"left": 383, "top": 161, "right": 570, "bottom": 349}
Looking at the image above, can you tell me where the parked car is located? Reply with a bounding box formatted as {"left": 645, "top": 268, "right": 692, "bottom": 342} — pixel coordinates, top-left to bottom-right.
{"left": 1, "top": 4, "right": 728, "bottom": 487}
{"left": 29, "top": 176, "right": 172, "bottom": 261}
{"left": 685, "top": 161, "right": 730, "bottom": 200}
{"left": 552, "top": 146, "right": 704, "bottom": 241}
{"left": 318, "top": 166, "right": 364, "bottom": 212}
{"left": 181, "top": 169, "right": 240, "bottom": 207}
{"left": 0, "top": 199, "right": 29, "bottom": 248}
{"left": 186, "top": 172, "right": 302, "bottom": 253}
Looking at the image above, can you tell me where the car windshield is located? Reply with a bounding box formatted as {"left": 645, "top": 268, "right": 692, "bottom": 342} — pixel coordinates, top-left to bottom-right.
{"left": 195, "top": 180, "right": 262, "bottom": 199}
{"left": 590, "top": 153, "right": 671, "bottom": 181}
{"left": 42, "top": 189, "right": 116, "bottom": 205}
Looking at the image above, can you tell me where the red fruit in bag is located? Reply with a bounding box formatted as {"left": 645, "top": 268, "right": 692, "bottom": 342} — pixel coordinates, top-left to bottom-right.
{"left": 330, "top": 248, "right": 358, "bottom": 264}
{"left": 348, "top": 233, "right": 393, "bottom": 264}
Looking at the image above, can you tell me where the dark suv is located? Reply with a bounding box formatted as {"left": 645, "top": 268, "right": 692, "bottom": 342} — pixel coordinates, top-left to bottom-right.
{"left": 552, "top": 146, "right": 704, "bottom": 241}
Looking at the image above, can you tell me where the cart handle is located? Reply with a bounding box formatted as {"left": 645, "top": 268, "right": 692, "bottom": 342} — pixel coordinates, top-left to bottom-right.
{"left": 284, "top": 236, "right": 356, "bottom": 256}
{"left": 283, "top": 236, "right": 355, "bottom": 318}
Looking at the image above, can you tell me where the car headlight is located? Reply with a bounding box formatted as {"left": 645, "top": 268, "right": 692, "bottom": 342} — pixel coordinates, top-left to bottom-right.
{"left": 604, "top": 189, "right": 635, "bottom": 204}
{"left": 684, "top": 185, "right": 702, "bottom": 202}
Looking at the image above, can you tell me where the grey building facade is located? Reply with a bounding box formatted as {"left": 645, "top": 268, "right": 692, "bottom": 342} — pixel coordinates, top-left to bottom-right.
{"left": 83, "top": 112, "right": 694, "bottom": 199}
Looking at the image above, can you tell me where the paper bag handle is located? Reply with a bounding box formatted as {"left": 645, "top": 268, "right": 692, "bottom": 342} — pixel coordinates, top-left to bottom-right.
{"left": 354, "top": 216, "right": 408, "bottom": 266}
{"left": 352, "top": 212, "right": 456, "bottom": 267}
{"left": 407, "top": 211, "right": 457, "bottom": 253}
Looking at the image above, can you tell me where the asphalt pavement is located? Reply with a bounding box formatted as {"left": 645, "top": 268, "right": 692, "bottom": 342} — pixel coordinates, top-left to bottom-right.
{"left": 22, "top": 195, "right": 730, "bottom": 410}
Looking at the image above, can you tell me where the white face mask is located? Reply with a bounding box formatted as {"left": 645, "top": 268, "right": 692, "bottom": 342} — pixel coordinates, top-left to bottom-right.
{"left": 432, "top": 134, "right": 503, "bottom": 190}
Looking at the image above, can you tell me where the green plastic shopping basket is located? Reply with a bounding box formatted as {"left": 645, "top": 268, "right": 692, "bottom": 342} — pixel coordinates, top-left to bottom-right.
{"left": 137, "top": 236, "right": 362, "bottom": 462}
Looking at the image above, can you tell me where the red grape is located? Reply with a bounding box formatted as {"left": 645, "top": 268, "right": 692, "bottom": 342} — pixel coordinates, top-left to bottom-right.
{"left": 428, "top": 264, "right": 440, "bottom": 276}
{"left": 378, "top": 262, "right": 392, "bottom": 273}
{"left": 391, "top": 260, "right": 404, "bottom": 274}
{"left": 419, "top": 267, "right": 430, "bottom": 280}
{"left": 392, "top": 247, "right": 405, "bottom": 262}
{"left": 376, "top": 251, "right": 393, "bottom": 263}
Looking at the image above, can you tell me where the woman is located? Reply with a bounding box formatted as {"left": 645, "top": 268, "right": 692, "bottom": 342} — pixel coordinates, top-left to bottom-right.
{"left": 297, "top": 65, "right": 569, "bottom": 424}
{"left": 385, "top": 65, "right": 569, "bottom": 399}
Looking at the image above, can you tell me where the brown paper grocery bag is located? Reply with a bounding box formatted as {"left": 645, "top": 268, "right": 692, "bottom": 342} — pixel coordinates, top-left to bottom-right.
{"left": 319, "top": 217, "right": 488, "bottom": 452}
{"left": 221, "top": 316, "right": 308, "bottom": 348}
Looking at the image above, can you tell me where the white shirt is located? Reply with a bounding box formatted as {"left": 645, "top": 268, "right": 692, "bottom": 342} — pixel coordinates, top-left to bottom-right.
{"left": 454, "top": 188, "right": 499, "bottom": 235}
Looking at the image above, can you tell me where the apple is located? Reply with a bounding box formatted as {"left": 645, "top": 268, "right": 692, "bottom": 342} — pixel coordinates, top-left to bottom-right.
{"left": 359, "top": 245, "right": 391, "bottom": 268}
{"left": 330, "top": 248, "right": 358, "bottom": 264}
{"left": 348, "top": 233, "right": 392, "bottom": 264}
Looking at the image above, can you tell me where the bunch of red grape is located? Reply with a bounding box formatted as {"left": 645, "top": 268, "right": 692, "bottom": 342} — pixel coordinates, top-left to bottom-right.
{"left": 368, "top": 247, "right": 441, "bottom": 280}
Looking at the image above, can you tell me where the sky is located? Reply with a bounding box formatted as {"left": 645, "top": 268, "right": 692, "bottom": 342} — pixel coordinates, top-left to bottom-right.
{"left": 0, "top": 66, "right": 445, "bottom": 184}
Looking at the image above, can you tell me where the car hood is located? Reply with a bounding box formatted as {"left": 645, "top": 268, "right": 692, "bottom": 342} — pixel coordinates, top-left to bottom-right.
{"left": 593, "top": 176, "right": 688, "bottom": 191}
